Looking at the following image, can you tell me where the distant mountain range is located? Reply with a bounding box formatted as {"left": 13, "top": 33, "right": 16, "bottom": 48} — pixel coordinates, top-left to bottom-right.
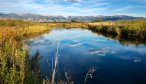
{"left": 0, "top": 13, "right": 145, "bottom": 22}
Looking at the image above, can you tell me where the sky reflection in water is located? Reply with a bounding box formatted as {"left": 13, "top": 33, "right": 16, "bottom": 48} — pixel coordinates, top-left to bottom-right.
{"left": 27, "top": 28, "right": 146, "bottom": 84}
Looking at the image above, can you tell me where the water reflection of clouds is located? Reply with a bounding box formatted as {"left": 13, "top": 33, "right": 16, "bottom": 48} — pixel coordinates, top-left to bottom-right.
{"left": 115, "top": 43, "right": 146, "bottom": 55}
{"left": 111, "top": 51, "right": 116, "bottom": 54}
{"left": 116, "top": 55, "right": 142, "bottom": 63}
{"left": 108, "top": 43, "right": 146, "bottom": 63}
{"left": 127, "top": 47, "right": 146, "bottom": 55}
{"left": 27, "top": 28, "right": 146, "bottom": 83}
{"left": 64, "top": 42, "right": 81, "bottom": 47}
{"left": 88, "top": 48, "right": 110, "bottom": 56}
{"left": 27, "top": 28, "right": 146, "bottom": 64}
{"left": 133, "top": 58, "right": 141, "bottom": 63}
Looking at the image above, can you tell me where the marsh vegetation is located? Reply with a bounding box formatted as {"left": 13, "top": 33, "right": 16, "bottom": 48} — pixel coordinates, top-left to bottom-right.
{"left": 0, "top": 19, "right": 50, "bottom": 84}
{"left": 88, "top": 19, "right": 146, "bottom": 40}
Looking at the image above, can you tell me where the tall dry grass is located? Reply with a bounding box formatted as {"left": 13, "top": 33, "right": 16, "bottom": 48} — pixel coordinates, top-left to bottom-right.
{"left": 0, "top": 20, "right": 49, "bottom": 84}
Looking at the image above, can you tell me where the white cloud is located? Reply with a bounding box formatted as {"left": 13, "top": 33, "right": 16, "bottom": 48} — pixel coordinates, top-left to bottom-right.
{"left": 0, "top": 0, "right": 145, "bottom": 17}
{"left": 0, "top": 0, "right": 109, "bottom": 16}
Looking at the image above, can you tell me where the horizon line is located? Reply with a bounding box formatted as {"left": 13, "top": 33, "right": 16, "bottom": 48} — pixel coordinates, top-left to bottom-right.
{"left": 0, "top": 12, "right": 145, "bottom": 18}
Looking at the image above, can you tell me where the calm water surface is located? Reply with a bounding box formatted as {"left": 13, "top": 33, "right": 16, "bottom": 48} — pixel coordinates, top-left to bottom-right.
{"left": 27, "top": 28, "right": 146, "bottom": 84}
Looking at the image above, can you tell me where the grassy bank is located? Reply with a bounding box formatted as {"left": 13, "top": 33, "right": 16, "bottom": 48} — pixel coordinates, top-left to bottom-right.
{"left": 87, "top": 19, "right": 146, "bottom": 40}
{"left": 0, "top": 20, "right": 50, "bottom": 84}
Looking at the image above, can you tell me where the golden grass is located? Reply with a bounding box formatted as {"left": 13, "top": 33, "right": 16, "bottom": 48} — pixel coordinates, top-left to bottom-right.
{"left": 0, "top": 20, "right": 49, "bottom": 84}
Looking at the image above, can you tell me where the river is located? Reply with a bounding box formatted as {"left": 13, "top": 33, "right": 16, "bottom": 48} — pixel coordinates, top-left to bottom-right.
{"left": 27, "top": 28, "right": 146, "bottom": 84}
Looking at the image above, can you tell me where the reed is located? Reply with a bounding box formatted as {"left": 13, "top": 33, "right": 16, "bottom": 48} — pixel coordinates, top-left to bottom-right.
{"left": 51, "top": 41, "right": 60, "bottom": 84}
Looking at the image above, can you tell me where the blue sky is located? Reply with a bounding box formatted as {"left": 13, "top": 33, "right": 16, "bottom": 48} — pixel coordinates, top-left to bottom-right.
{"left": 0, "top": 0, "right": 146, "bottom": 17}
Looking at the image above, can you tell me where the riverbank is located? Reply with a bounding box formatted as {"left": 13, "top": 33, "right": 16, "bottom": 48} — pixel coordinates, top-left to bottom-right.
{"left": 87, "top": 20, "right": 146, "bottom": 40}
{"left": 0, "top": 20, "right": 50, "bottom": 84}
